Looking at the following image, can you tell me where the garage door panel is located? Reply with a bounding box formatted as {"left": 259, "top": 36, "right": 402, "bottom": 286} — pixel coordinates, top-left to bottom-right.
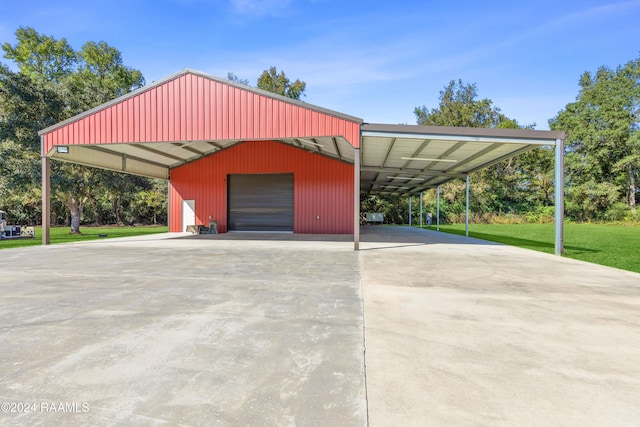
{"left": 228, "top": 174, "right": 294, "bottom": 232}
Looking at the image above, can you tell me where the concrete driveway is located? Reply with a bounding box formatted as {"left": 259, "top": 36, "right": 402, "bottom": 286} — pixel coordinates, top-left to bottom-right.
{"left": 360, "top": 227, "right": 640, "bottom": 427}
{"left": 1, "top": 227, "right": 639, "bottom": 426}
{"left": 0, "top": 234, "right": 365, "bottom": 426}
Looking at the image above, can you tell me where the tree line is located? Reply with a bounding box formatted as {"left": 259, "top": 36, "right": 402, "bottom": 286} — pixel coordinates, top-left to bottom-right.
{"left": 1, "top": 27, "right": 638, "bottom": 231}
{"left": 365, "top": 58, "right": 640, "bottom": 225}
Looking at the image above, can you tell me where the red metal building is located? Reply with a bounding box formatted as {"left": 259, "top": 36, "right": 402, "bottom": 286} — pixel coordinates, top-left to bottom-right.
{"left": 39, "top": 68, "right": 565, "bottom": 251}
{"left": 40, "top": 69, "right": 362, "bottom": 236}
{"left": 170, "top": 140, "right": 355, "bottom": 233}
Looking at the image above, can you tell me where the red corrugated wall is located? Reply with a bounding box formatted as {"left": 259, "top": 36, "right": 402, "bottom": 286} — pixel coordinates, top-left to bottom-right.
{"left": 42, "top": 71, "right": 361, "bottom": 154}
{"left": 170, "top": 140, "right": 354, "bottom": 233}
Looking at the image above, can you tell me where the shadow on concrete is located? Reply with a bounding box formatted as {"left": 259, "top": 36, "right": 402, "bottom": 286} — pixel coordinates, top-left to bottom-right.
{"left": 68, "top": 226, "right": 595, "bottom": 256}
{"left": 174, "top": 225, "right": 500, "bottom": 248}
{"left": 178, "top": 231, "right": 353, "bottom": 242}
{"left": 358, "top": 226, "right": 501, "bottom": 251}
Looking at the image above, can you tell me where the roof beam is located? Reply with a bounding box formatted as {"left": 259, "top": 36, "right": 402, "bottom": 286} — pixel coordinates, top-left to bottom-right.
{"left": 463, "top": 145, "right": 536, "bottom": 175}
{"left": 369, "top": 172, "right": 380, "bottom": 193}
{"left": 332, "top": 137, "right": 343, "bottom": 160}
{"left": 296, "top": 138, "right": 324, "bottom": 153}
{"left": 410, "top": 173, "right": 449, "bottom": 192}
{"left": 407, "top": 183, "right": 440, "bottom": 194}
{"left": 408, "top": 145, "right": 534, "bottom": 194}
{"left": 444, "top": 143, "right": 501, "bottom": 173}
{"left": 178, "top": 144, "right": 205, "bottom": 156}
{"left": 49, "top": 155, "right": 168, "bottom": 180}
{"left": 360, "top": 166, "right": 461, "bottom": 178}
{"left": 311, "top": 138, "right": 323, "bottom": 154}
{"left": 133, "top": 144, "right": 188, "bottom": 163}
{"left": 400, "top": 139, "right": 431, "bottom": 169}
{"left": 380, "top": 138, "right": 397, "bottom": 168}
{"left": 418, "top": 141, "right": 466, "bottom": 171}
{"left": 205, "top": 141, "right": 223, "bottom": 150}
{"left": 83, "top": 145, "right": 171, "bottom": 169}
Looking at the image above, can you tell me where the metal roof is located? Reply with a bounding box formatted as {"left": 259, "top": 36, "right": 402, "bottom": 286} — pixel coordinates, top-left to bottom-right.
{"left": 38, "top": 69, "right": 565, "bottom": 190}
{"left": 360, "top": 123, "right": 565, "bottom": 195}
{"left": 39, "top": 68, "right": 362, "bottom": 137}
{"left": 39, "top": 69, "right": 362, "bottom": 179}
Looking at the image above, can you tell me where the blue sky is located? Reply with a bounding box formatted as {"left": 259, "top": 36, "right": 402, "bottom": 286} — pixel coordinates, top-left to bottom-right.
{"left": 1, "top": 0, "right": 639, "bottom": 129}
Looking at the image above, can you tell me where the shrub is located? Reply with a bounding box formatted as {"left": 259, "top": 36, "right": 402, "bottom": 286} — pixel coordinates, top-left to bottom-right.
{"left": 526, "top": 206, "right": 555, "bottom": 224}
{"left": 604, "top": 202, "right": 632, "bottom": 222}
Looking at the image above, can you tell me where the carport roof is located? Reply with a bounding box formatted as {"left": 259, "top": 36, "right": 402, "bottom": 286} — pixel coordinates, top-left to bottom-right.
{"left": 360, "top": 123, "right": 564, "bottom": 195}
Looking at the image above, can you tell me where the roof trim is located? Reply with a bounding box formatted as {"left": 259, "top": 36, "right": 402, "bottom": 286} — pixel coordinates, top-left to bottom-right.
{"left": 361, "top": 123, "right": 565, "bottom": 143}
{"left": 39, "top": 68, "right": 363, "bottom": 136}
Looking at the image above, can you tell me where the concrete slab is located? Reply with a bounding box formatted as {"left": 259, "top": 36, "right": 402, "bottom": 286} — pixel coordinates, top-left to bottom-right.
{"left": 1, "top": 226, "right": 639, "bottom": 426}
{"left": 360, "top": 226, "right": 640, "bottom": 427}
{"left": 0, "top": 236, "right": 365, "bottom": 426}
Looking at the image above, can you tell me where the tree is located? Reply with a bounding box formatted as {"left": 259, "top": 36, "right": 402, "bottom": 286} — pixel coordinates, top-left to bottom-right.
{"left": 410, "top": 79, "right": 551, "bottom": 222}
{"left": 56, "top": 42, "right": 145, "bottom": 232}
{"left": 257, "top": 66, "right": 306, "bottom": 100}
{"left": 2, "top": 26, "right": 76, "bottom": 83}
{"left": 227, "top": 72, "right": 249, "bottom": 85}
{"left": 0, "top": 64, "right": 65, "bottom": 151}
{"left": 0, "top": 63, "right": 66, "bottom": 225}
{"left": 1, "top": 27, "right": 153, "bottom": 233}
{"left": 551, "top": 57, "right": 640, "bottom": 219}
{"left": 414, "top": 79, "right": 508, "bottom": 128}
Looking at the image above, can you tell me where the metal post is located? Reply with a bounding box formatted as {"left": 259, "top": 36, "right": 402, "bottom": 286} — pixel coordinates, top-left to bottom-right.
{"left": 465, "top": 175, "right": 470, "bottom": 238}
{"left": 354, "top": 147, "right": 360, "bottom": 251}
{"left": 419, "top": 191, "right": 423, "bottom": 228}
{"left": 166, "top": 178, "right": 171, "bottom": 231}
{"left": 436, "top": 186, "right": 440, "bottom": 231}
{"left": 409, "top": 196, "right": 412, "bottom": 227}
{"left": 41, "top": 154, "right": 50, "bottom": 245}
{"left": 554, "top": 139, "right": 565, "bottom": 255}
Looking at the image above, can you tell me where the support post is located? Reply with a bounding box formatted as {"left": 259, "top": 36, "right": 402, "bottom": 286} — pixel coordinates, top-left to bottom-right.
{"left": 41, "top": 149, "right": 51, "bottom": 245}
{"left": 409, "top": 196, "right": 412, "bottom": 227}
{"left": 354, "top": 147, "right": 360, "bottom": 251}
{"left": 465, "top": 175, "right": 470, "bottom": 238}
{"left": 437, "top": 186, "right": 440, "bottom": 231}
{"left": 166, "top": 178, "right": 171, "bottom": 232}
{"left": 554, "top": 138, "right": 565, "bottom": 255}
{"left": 419, "top": 191, "right": 423, "bottom": 228}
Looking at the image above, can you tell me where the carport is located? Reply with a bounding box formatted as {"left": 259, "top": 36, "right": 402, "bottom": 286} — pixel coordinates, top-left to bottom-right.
{"left": 38, "top": 69, "right": 565, "bottom": 252}
{"left": 359, "top": 124, "right": 565, "bottom": 253}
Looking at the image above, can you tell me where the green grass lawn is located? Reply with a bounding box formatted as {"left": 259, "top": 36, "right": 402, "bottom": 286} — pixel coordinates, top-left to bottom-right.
{"left": 419, "top": 223, "right": 640, "bottom": 274}
{"left": 0, "top": 225, "right": 168, "bottom": 250}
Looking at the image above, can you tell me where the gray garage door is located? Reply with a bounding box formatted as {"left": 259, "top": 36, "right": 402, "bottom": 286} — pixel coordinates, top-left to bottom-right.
{"left": 228, "top": 174, "right": 294, "bottom": 232}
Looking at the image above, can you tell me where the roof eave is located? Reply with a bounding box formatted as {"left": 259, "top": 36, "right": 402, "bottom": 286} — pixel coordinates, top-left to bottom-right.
{"left": 361, "top": 123, "right": 565, "bottom": 143}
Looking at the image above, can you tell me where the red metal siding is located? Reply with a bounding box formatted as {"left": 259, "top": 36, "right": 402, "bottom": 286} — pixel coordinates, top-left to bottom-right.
{"left": 43, "top": 71, "right": 361, "bottom": 154}
{"left": 169, "top": 140, "right": 354, "bottom": 234}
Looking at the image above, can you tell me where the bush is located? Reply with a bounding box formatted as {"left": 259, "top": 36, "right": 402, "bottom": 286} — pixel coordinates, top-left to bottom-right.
{"left": 525, "top": 206, "right": 555, "bottom": 224}
{"left": 604, "top": 202, "right": 632, "bottom": 222}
